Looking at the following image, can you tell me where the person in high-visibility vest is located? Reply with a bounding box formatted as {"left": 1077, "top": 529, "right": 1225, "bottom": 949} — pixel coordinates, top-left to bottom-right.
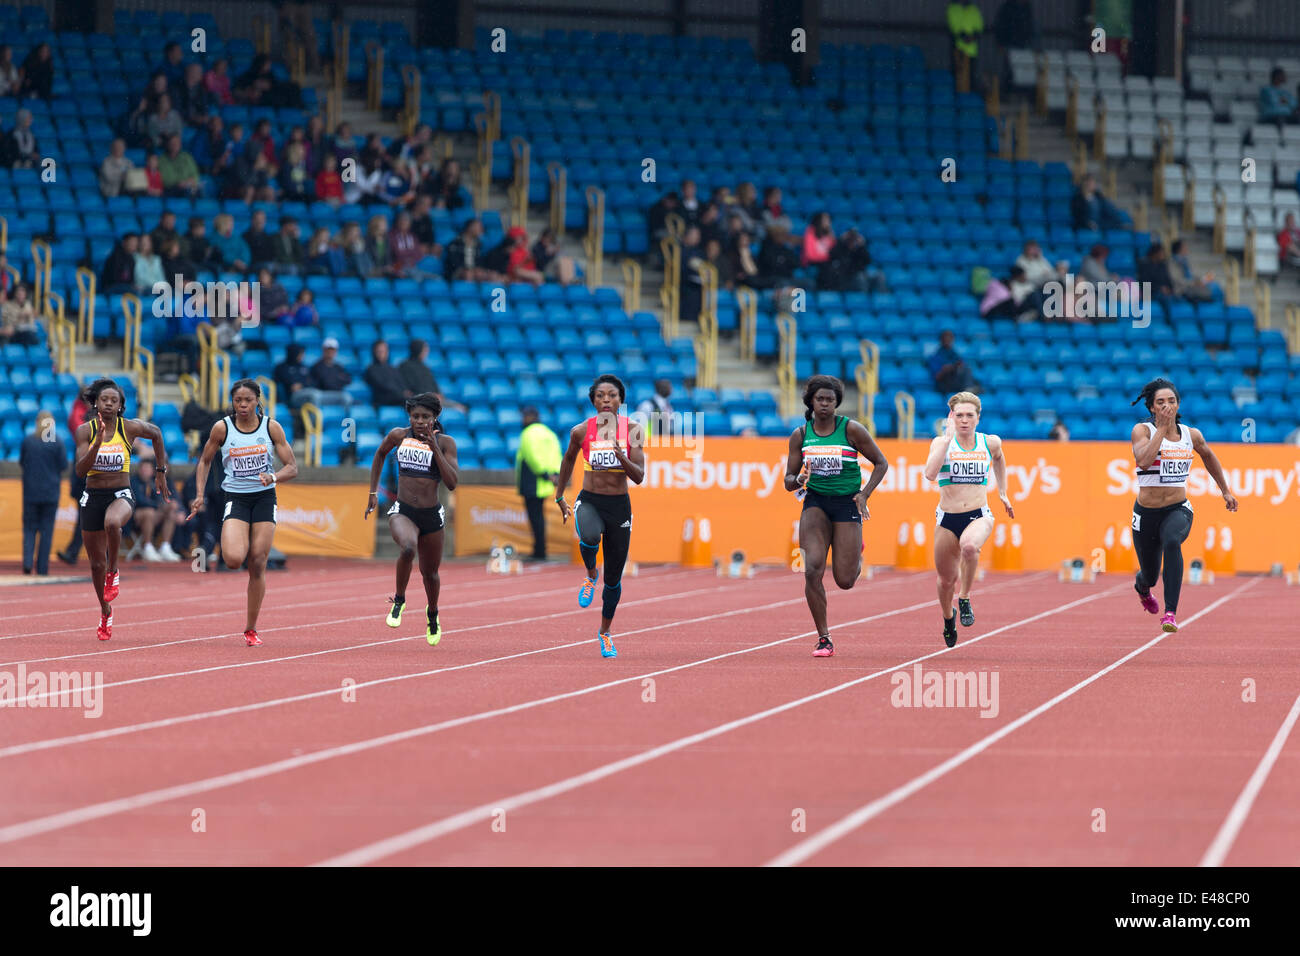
{"left": 947, "top": 1, "right": 985, "bottom": 83}
{"left": 515, "top": 406, "right": 562, "bottom": 562}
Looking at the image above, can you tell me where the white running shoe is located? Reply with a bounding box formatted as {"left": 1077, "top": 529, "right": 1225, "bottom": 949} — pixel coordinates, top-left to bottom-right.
{"left": 158, "top": 542, "right": 181, "bottom": 562}
{"left": 143, "top": 542, "right": 162, "bottom": 562}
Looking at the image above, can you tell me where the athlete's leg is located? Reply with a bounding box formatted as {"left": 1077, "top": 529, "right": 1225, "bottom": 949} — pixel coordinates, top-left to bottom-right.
{"left": 1132, "top": 506, "right": 1165, "bottom": 597}
{"left": 829, "top": 518, "right": 863, "bottom": 590}
{"left": 597, "top": 511, "right": 631, "bottom": 632}
{"left": 243, "top": 521, "right": 276, "bottom": 632}
{"left": 934, "top": 524, "right": 962, "bottom": 616}
{"left": 1158, "top": 506, "right": 1194, "bottom": 613}
{"left": 83, "top": 529, "right": 110, "bottom": 614}
{"left": 388, "top": 512, "right": 420, "bottom": 601}
{"left": 574, "top": 497, "right": 605, "bottom": 577}
{"left": 221, "top": 516, "right": 251, "bottom": 570}
{"left": 799, "top": 506, "right": 834, "bottom": 636}
{"left": 416, "top": 527, "right": 443, "bottom": 619}
{"left": 104, "top": 498, "right": 133, "bottom": 577}
{"left": 956, "top": 516, "right": 995, "bottom": 599}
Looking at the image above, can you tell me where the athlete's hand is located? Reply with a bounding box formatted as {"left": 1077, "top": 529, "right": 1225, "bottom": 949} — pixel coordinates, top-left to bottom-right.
{"left": 1223, "top": 493, "right": 1239, "bottom": 512}
{"left": 1000, "top": 493, "right": 1015, "bottom": 519}
{"left": 187, "top": 496, "right": 204, "bottom": 520}
{"left": 93, "top": 414, "right": 108, "bottom": 445}
{"left": 556, "top": 498, "right": 572, "bottom": 523}
{"left": 364, "top": 493, "right": 376, "bottom": 520}
{"left": 943, "top": 411, "right": 956, "bottom": 440}
{"left": 795, "top": 459, "right": 810, "bottom": 488}
{"left": 855, "top": 491, "right": 870, "bottom": 520}
{"left": 258, "top": 472, "right": 275, "bottom": 487}
{"left": 1154, "top": 404, "right": 1177, "bottom": 428}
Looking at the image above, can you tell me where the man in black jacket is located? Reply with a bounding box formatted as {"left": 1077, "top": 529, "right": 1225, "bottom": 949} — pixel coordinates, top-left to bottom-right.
{"left": 19, "top": 411, "right": 66, "bottom": 575}
{"left": 365, "top": 340, "right": 409, "bottom": 407}
{"left": 270, "top": 217, "right": 304, "bottom": 275}
{"left": 303, "top": 336, "right": 353, "bottom": 410}
{"left": 399, "top": 338, "right": 439, "bottom": 396}
{"left": 243, "top": 208, "right": 276, "bottom": 272}
{"left": 100, "top": 233, "right": 139, "bottom": 294}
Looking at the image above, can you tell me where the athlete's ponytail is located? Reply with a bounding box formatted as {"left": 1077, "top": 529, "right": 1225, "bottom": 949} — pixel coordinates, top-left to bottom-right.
{"left": 1131, "top": 377, "right": 1181, "bottom": 423}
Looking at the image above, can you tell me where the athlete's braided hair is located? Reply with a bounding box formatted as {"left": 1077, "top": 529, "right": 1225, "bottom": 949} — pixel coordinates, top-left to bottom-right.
{"left": 83, "top": 378, "right": 127, "bottom": 414}
{"left": 1131, "top": 377, "right": 1182, "bottom": 423}
{"left": 802, "top": 375, "right": 843, "bottom": 421}
{"left": 405, "top": 392, "right": 442, "bottom": 417}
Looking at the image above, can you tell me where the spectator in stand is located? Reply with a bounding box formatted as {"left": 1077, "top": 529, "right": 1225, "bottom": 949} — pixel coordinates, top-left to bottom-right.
{"left": 802, "top": 211, "right": 835, "bottom": 269}
{"left": 140, "top": 153, "right": 165, "bottom": 198}
{"left": 181, "top": 217, "right": 216, "bottom": 273}
{"left": 946, "top": 2, "right": 984, "bottom": 85}
{"left": 306, "top": 227, "right": 345, "bottom": 276}
{"left": 380, "top": 158, "right": 417, "bottom": 207}
{"left": 271, "top": 217, "right": 305, "bottom": 275}
{"left": 501, "top": 226, "right": 544, "bottom": 286}
{"left": 245, "top": 118, "right": 278, "bottom": 166}
{"left": 178, "top": 62, "right": 211, "bottom": 127}
{"left": 243, "top": 209, "right": 276, "bottom": 272}
{"left": 366, "top": 215, "right": 393, "bottom": 275}
{"left": 679, "top": 226, "right": 704, "bottom": 324}
{"left": 256, "top": 268, "right": 291, "bottom": 323}
{"left": 99, "top": 139, "right": 135, "bottom": 197}
{"left": 1169, "top": 238, "right": 1215, "bottom": 301}
{"left": 365, "top": 341, "right": 410, "bottom": 407}
{"left": 57, "top": 396, "right": 91, "bottom": 564}
{"left": 0, "top": 45, "right": 20, "bottom": 97}
{"left": 444, "top": 219, "right": 499, "bottom": 281}
{"left": 1080, "top": 244, "right": 1117, "bottom": 284}
{"left": 993, "top": 0, "right": 1039, "bottom": 90}
{"left": 820, "top": 228, "right": 885, "bottom": 292}
{"left": 128, "top": 73, "right": 170, "bottom": 139}
{"left": 648, "top": 191, "right": 680, "bottom": 254}
{"left": 280, "top": 141, "right": 312, "bottom": 201}
{"left": 231, "top": 147, "right": 278, "bottom": 202}
{"left": 19, "top": 410, "right": 66, "bottom": 576}
{"left": 19, "top": 42, "right": 54, "bottom": 100}
{"left": 761, "top": 186, "right": 792, "bottom": 235}
{"left": 1259, "top": 67, "right": 1299, "bottom": 126}
{"left": 757, "top": 223, "right": 799, "bottom": 288}
{"left": 340, "top": 222, "right": 374, "bottom": 277}
{"left": 302, "top": 337, "right": 354, "bottom": 411}
{"left": 1048, "top": 421, "right": 1070, "bottom": 441}
{"left": 101, "top": 234, "right": 139, "bottom": 294}
{"left": 157, "top": 41, "right": 186, "bottom": 91}
{"left": 150, "top": 211, "right": 180, "bottom": 255}
{"left": 679, "top": 179, "right": 701, "bottom": 227}
{"left": 145, "top": 93, "right": 184, "bottom": 149}
{"left": 234, "top": 54, "right": 275, "bottom": 106}
{"left": 158, "top": 133, "right": 201, "bottom": 197}
{"left": 3, "top": 109, "right": 40, "bottom": 168}
{"left": 210, "top": 214, "right": 250, "bottom": 273}
{"left": 389, "top": 212, "right": 423, "bottom": 277}
{"left": 927, "top": 329, "right": 977, "bottom": 394}
{"left": 1015, "top": 239, "right": 1067, "bottom": 290}
{"left": 314, "top": 152, "right": 344, "bottom": 205}
{"left": 160, "top": 237, "right": 195, "bottom": 283}
{"left": 726, "top": 232, "right": 760, "bottom": 289}
{"left": 426, "top": 157, "right": 467, "bottom": 209}
{"left": 278, "top": 0, "right": 322, "bottom": 74}
{"left": 515, "top": 407, "right": 562, "bottom": 562}
{"left": 196, "top": 117, "right": 238, "bottom": 179}
{"left": 409, "top": 194, "right": 440, "bottom": 256}
{"left": 531, "top": 228, "right": 577, "bottom": 285}
{"left": 636, "top": 380, "right": 676, "bottom": 439}
{"left": 1071, "top": 173, "right": 1130, "bottom": 231}
{"left": 289, "top": 288, "right": 318, "bottom": 326}
{"left": 400, "top": 339, "right": 440, "bottom": 396}
{"left": 204, "top": 57, "right": 234, "bottom": 106}
{"left": 388, "top": 123, "right": 432, "bottom": 164}
{"left": 330, "top": 121, "right": 359, "bottom": 167}
{"left": 1277, "top": 212, "right": 1300, "bottom": 268}
{"left": 732, "top": 182, "right": 762, "bottom": 237}
{"left": 133, "top": 235, "right": 166, "bottom": 295}
{"left": 274, "top": 343, "right": 313, "bottom": 409}
{"left": 343, "top": 151, "right": 385, "bottom": 205}
{"left": 127, "top": 453, "right": 181, "bottom": 562}
{"left": 304, "top": 115, "right": 327, "bottom": 174}
{"left": 697, "top": 202, "right": 724, "bottom": 248}
{"left": 1137, "top": 243, "right": 1176, "bottom": 313}
{"left": 1, "top": 283, "right": 40, "bottom": 345}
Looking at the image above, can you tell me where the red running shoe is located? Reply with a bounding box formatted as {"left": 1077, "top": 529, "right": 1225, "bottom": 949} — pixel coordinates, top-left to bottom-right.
{"left": 103, "top": 570, "right": 120, "bottom": 603}
{"left": 96, "top": 613, "right": 112, "bottom": 641}
{"left": 244, "top": 629, "right": 263, "bottom": 647}
{"left": 812, "top": 636, "right": 834, "bottom": 657}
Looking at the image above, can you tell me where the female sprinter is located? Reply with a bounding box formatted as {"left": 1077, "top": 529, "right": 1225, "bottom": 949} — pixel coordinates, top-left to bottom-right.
{"left": 74, "top": 378, "right": 171, "bottom": 641}
{"left": 189, "top": 379, "right": 297, "bottom": 646}
{"left": 1130, "top": 378, "right": 1238, "bottom": 631}
{"left": 784, "top": 374, "right": 889, "bottom": 658}
{"left": 364, "top": 392, "right": 458, "bottom": 645}
{"left": 923, "top": 391, "right": 1014, "bottom": 648}
{"left": 555, "top": 373, "right": 645, "bottom": 659}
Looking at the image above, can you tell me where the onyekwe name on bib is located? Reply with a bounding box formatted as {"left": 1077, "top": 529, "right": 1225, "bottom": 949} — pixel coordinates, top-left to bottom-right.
{"left": 230, "top": 443, "right": 269, "bottom": 476}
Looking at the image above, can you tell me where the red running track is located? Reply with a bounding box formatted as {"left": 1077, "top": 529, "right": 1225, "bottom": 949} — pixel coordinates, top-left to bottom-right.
{"left": 0, "top": 557, "right": 1295, "bottom": 866}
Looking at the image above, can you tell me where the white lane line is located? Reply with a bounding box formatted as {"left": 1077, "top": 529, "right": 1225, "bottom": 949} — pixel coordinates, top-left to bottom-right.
{"left": 0, "top": 574, "right": 966, "bottom": 846}
{"left": 1199, "top": 689, "right": 1300, "bottom": 867}
{"left": 311, "top": 575, "right": 1086, "bottom": 866}
{"left": 766, "top": 579, "right": 1257, "bottom": 867}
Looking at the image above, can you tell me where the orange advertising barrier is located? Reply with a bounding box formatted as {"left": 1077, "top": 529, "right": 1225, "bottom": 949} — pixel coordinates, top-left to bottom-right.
{"left": 681, "top": 515, "right": 713, "bottom": 567}
{"left": 1204, "top": 524, "right": 1236, "bottom": 576}
{"left": 1103, "top": 522, "right": 1137, "bottom": 573}
{"left": 0, "top": 480, "right": 375, "bottom": 559}
{"left": 452, "top": 484, "right": 569, "bottom": 558}
{"left": 539, "top": 437, "right": 1300, "bottom": 573}
{"left": 894, "top": 520, "right": 927, "bottom": 570}
{"left": 992, "top": 522, "right": 1024, "bottom": 571}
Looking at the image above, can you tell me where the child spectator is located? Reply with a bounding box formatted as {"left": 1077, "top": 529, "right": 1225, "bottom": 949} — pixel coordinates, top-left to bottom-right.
{"left": 314, "top": 152, "right": 344, "bottom": 204}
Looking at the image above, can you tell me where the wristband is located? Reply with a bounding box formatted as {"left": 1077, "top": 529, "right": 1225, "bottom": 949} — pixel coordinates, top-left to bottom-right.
{"left": 269, "top": 473, "right": 277, "bottom": 484}
{"left": 369, "top": 491, "right": 378, "bottom": 497}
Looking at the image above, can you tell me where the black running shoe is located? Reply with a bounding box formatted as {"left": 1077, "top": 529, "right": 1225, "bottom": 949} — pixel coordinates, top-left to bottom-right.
{"left": 812, "top": 636, "right": 834, "bottom": 658}
{"left": 957, "top": 597, "right": 974, "bottom": 627}
{"left": 943, "top": 610, "right": 958, "bottom": 648}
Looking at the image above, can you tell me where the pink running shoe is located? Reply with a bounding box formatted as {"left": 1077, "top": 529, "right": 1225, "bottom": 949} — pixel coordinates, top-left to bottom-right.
{"left": 103, "top": 570, "right": 120, "bottom": 603}
{"left": 812, "top": 636, "right": 834, "bottom": 657}
{"left": 244, "top": 629, "right": 263, "bottom": 647}
{"left": 1136, "top": 580, "right": 1158, "bottom": 615}
{"left": 1161, "top": 612, "right": 1178, "bottom": 633}
{"left": 96, "top": 613, "right": 112, "bottom": 641}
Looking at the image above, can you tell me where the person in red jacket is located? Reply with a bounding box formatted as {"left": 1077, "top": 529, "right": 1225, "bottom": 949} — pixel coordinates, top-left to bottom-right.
{"left": 57, "top": 394, "right": 92, "bottom": 564}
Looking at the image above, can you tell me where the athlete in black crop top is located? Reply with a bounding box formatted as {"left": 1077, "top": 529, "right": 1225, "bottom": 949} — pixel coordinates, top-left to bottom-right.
{"left": 365, "top": 392, "right": 458, "bottom": 644}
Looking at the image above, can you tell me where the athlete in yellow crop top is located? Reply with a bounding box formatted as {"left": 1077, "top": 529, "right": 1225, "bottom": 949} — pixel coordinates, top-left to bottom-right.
{"left": 73, "top": 378, "right": 170, "bottom": 641}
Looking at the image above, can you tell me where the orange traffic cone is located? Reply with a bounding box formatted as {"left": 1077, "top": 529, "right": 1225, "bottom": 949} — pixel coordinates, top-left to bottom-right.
{"left": 681, "top": 515, "right": 713, "bottom": 568}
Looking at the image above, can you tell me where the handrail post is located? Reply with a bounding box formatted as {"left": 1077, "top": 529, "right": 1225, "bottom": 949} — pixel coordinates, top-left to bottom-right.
{"left": 584, "top": 186, "right": 605, "bottom": 290}
{"left": 658, "top": 236, "right": 680, "bottom": 342}
{"left": 547, "top": 162, "right": 567, "bottom": 236}
{"left": 620, "top": 259, "right": 642, "bottom": 314}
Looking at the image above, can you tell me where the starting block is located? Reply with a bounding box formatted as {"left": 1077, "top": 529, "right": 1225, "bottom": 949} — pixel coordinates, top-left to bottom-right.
{"left": 1186, "top": 558, "right": 1215, "bottom": 585}
{"left": 716, "top": 550, "right": 756, "bottom": 579}
{"left": 1285, "top": 564, "right": 1300, "bottom": 585}
{"left": 1058, "top": 557, "right": 1097, "bottom": 583}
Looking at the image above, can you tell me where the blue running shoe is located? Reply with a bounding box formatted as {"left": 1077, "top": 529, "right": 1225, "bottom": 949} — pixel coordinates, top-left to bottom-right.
{"left": 578, "top": 567, "right": 600, "bottom": 608}
{"left": 598, "top": 631, "right": 618, "bottom": 658}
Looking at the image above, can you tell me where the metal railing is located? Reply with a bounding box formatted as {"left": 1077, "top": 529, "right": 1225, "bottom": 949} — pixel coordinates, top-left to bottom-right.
{"left": 1285, "top": 305, "right": 1300, "bottom": 353}
{"left": 0, "top": 214, "right": 7, "bottom": 254}
{"left": 196, "top": 323, "right": 230, "bottom": 410}
{"left": 400, "top": 65, "right": 421, "bottom": 136}
{"left": 300, "top": 402, "right": 323, "bottom": 466}
{"left": 1015, "top": 101, "right": 1029, "bottom": 160}
{"left": 1035, "top": 53, "right": 1048, "bottom": 115}
{"left": 621, "top": 259, "right": 641, "bottom": 315}
{"left": 253, "top": 15, "right": 270, "bottom": 55}
{"left": 736, "top": 286, "right": 757, "bottom": 362}
{"left": 1182, "top": 167, "right": 1197, "bottom": 233}
{"left": 856, "top": 339, "right": 880, "bottom": 436}
{"left": 482, "top": 91, "right": 500, "bottom": 141}
{"left": 1222, "top": 256, "right": 1240, "bottom": 305}
{"left": 508, "top": 137, "right": 530, "bottom": 227}
{"left": 1093, "top": 98, "right": 1107, "bottom": 161}
{"left": 178, "top": 372, "right": 200, "bottom": 405}
{"left": 584, "top": 186, "right": 605, "bottom": 290}
{"left": 547, "top": 162, "right": 567, "bottom": 235}
{"left": 365, "top": 41, "right": 384, "bottom": 111}
{"left": 255, "top": 375, "right": 278, "bottom": 420}
{"left": 894, "top": 391, "right": 916, "bottom": 441}
{"left": 984, "top": 73, "right": 1000, "bottom": 116}
{"left": 1211, "top": 185, "right": 1226, "bottom": 254}
{"left": 1254, "top": 281, "right": 1271, "bottom": 330}
{"left": 332, "top": 21, "right": 350, "bottom": 96}
{"left": 30, "top": 238, "right": 52, "bottom": 319}
{"left": 75, "top": 267, "right": 95, "bottom": 343}
{"left": 120, "top": 293, "right": 142, "bottom": 371}
{"left": 46, "top": 290, "right": 75, "bottom": 375}
{"left": 658, "top": 235, "right": 680, "bottom": 342}
{"left": 473, "top": 111, "right": 493, "bottom": 212}
{"left": 1065, "top": 75, "right": 1078, "bottom": 142}
{"left": 1243, "top": 212, "right": 1257, "bottom": 279}
{"left": 693, "top": 261, "right": 719, "bottom": 390}
{"left": 134, "top": 346, "right": 155, "bottom": 419}
{"left": 777, "top": 313, "right": 797, "bottom": 418}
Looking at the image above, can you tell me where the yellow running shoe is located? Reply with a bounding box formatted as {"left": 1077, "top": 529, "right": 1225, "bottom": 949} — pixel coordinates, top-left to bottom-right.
{"left": 426, "top": 606, "right": 441, "bottom": 646}
{"left": 386, "top": 597, "right": 405, "bottom": 628}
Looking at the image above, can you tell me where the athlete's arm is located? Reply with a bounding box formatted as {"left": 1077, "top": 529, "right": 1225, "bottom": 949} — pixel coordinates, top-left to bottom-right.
{"left": 432, "top": 430, "right": 458, "bottom": 490}
{"left": 612, "top": 426, "right": 645, "bottom": 485}
{"left": 846, "top": 421, "right": 888, "bottom": 496}
{"left": 923, "top": 412, "right": 956, "bottom": 482}
{"left": 365, "top": 427, "right": 404, "bottom": 518}
{"left": 554, "top": 424, "right": 585, "bottom": 522}
{"left": 987, "top": 433, "right": 1015, "bottom": 518}
{"left": 783, "top": 426, "right": 806, "bottom": 491}
{"left": 1132, "top": 407, "right": 1174, "bottom": 467}
{"left": 73, "top": 420, "right": 100, "bottom": 478}
{"left": 1190, "top": 427, "right": 1239, "bottom": 512}
{"left": 266, "top": 420, "right": 298, "bottom": 486}
{"left": 187, "top": 420, "right": 228, "bottom": 519}
{"left": 127, "top": 418, "right": 170, "bottom": 500}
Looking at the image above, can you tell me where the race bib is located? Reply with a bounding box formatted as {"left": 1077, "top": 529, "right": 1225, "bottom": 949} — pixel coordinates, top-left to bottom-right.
{"left": 93, "top": 448, "right": 125, "bottom": 472}
{"left": 397, "top": 440, "right": 434, "bottom": 471}
{"left": 1159, "top": 448, "right": 1193, "bottom": 484}
{"left": 229, "top": 443, "right": 270, "bottom": 478}
{"left": 588, "top": 440, "right": 621, "bottom": 470}
{"left": 947, "top": 452, "right": 989, "bottom": 484}
{"left": 803, "top": 446, "right": 843, "bottom": 477}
